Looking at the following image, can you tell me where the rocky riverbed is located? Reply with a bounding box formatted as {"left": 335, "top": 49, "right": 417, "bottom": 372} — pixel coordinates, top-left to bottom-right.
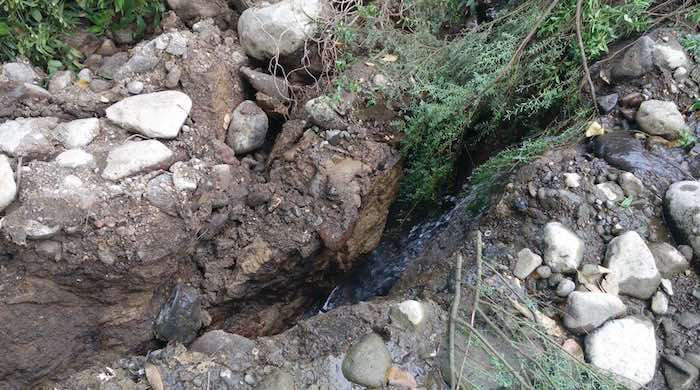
{"left": 0, "top": 0, "right": 698, "bottom": 389}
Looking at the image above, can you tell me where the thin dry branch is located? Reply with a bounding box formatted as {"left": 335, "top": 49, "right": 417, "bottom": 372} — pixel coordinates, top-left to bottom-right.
{"left": 449, "top": 253, "right": 463, "bottom": 390}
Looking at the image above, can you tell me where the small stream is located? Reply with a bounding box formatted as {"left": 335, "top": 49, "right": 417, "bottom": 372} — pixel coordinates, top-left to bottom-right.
{"left": 318, "top": 192, "right": 480, "bottom": 312}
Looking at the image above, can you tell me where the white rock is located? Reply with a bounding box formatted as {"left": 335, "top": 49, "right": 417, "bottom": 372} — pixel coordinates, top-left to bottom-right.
{"left": 653, "top": 39, "right": 689, "bottom": 70}
{"left": 636, "top": 100, "right": 687, "bottom": 140}
{"left": 664, "top": 181, "right": 700, "bottom": 259}
{"left": 102, "top": 140, "right": 174, "bottom": 180}
{"left": 660, "top": 278, "right": 674, "bottom": 296}
{"left": 563, "top": 291, "right": 626, "bottom": 334}
{"left": 651, "top": 291, "right": 668, "bottom": 315}
{"left": 53, "top": 118, "right": 100, "bottom": 149}
{"left": 48, "top": 70, "right": 74, "bottom": 93}
{"left": 165, "top": 32, "right": 188, "bottom": 56}
{"left": 78, "top": 68, "right": 93, "bottom": 83}
{"left": 556, "top": 278, "right": 576, "bottom": 297}
{"left": 226, "top": 100, "right": 269, "bottom": 154}
{"left": 648, "top": 242, "right": 690, "bottom": 277}
{"left": 106, "top": 91, "right": 192, "bottom": 139}
{"left": 543, "top": 222, "right": 584, "bottom": 273}
{"left": 127, "top": 80, "right": 144, "bottom": 95}
{"left": 170, "top": 160, "right": 202, "bottom": 191}
{"left": 0, "top": 117, "right": 58, "bottom": 156}
{"left": 585, "top": 317, "right": 656, "bottom": 390}
{"left": 392, "top": 300, "right": 426, "bottom": 327}
{"left": 0, "top": 154, "right": 17, "bottom": 212}
{"left": 604, "top": 231, "right": 660, "bottom": 299}
{"left": 54, "top": 149, "right": 95, "bottom": 168}
{"left": 1, "top": 62, "right": 37, "bottom": 83}
{"left": 596, "top": 182, "right": 625, "bottom": 202}
{"left": 237, "top": 0, "right": 326, "bottom": 61}
{"left": 564, "top": 173, "right": 581, "bottom": 188}
{"left": 513, "top": 248, "right": 542, "bottom": 279}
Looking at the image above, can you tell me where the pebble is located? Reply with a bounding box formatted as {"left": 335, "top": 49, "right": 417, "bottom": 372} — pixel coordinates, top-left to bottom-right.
{"left": 341, "top": 333, "right": 391, "bottom": 388}
{"left": 513, "top": 248, "right": 542, "bottom": 279}
{"left": 651, "top": 291, "right": 669, "bottom": 315}
{"left": 543, "top": 222, "right": 584, "bottom": 273}
{"left": 660, "top": 279, "right": 674, "bottom": 296}
{"left": 536, "top": 265, "right": 552, "bottom": 279}
{"left": 54, "top": 149, "right": 96, "bottom": 168}
{"left": 604, "top": 231, "right": 660, "bottom": 299}
{"left": 556, "top": 279, "right": 575, "bottom": 297}
{"left": 127, "top": 80, "right": 144, "bottom": 94}
{"left": 101, "top": 140, "right": 174, "bottom": 180}
{"left": 564, "top": 173, "right": 581, "bottom": 188}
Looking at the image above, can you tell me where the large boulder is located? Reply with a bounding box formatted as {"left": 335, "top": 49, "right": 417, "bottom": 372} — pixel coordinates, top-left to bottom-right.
{"left": 612, "top": 36, "right": 655, "bottom": 80}
{"left": 106, "top": 91, "right": 192, "bottom": 139}
{"left": 648, "top": 242, "right": 690, "bottom": 277}
{"left": 664, "top": 181, "right": 700, "bottom": 259}
{"left": 237, "top": 0, "right": 326, "bottom": 61}
{"left": 563, "top": 292, "right": 626, "bottom": 334}
{"left": 585, "top": 317, "right": 657, "bottom": 389}
{"left": 166, "top": 0, "right": 230, "bottom": 22}
{"left": 636, "top": 100, "right": 687, "bottom": 140}
{"left": 604, "top": 231, "right": 660, "bottom": 299}
{"left": 542, "top": 222, "right": 584, "bottom": 273}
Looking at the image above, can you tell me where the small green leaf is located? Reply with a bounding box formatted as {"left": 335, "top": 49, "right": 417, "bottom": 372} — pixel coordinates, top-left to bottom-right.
{"left": 0, "top": 22, "right": 9, "bottom": 35}
{"left": 31, "top": 9, "right": 42, "bottom": 22}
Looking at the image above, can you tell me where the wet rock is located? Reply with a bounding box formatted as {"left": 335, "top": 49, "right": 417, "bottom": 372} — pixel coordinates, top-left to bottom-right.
{"left": 305, "top": 96, "right": 348, "bottom": 130}
{"left": 556, "top": 278, "right": 575, "bottom": 297}
{"left": 102, "top": 140, "right": 174, "bottom": 180}
{"left": 653, "top": 37, "right": 689, "bottom": 71}
{"left": 663, "top": 355, "right": 699, "bottom": 390}
{"left": 563, "top": 291, "right": 626, "bottom": 334}
{"left": 54, "top": 118, "right": 100, "bottom": 149}
{"left": 165, "top": 0, "right": 229, "bottom": 22}
{"left": 679, "top": 312, "right": 700, "bottom": 329}
{"left": 604, "top": 231, "right": 660, "bottom": 299}
{"left": 597, "top": 93, "right": 618, "bottom": 114}
{"left": 341, "top": 333, "right": 391, "bottom": 388}
{"left": 48, "top": 70, "right": 73, "bottom": 93}
{"left": 0, "top": 154, "right": 17, "bottom": 212}
{"left": 153, "top": 284, "right": 202, "bottom": 344}
{"left": 664, "top": 181, "right": 700, "bottom": 259}
{"left": 596, "top": 182, "right": 625, "bottom": 202}
{"left": 127, "top": 80, "right": 144, "bottom": 95}
{"left": 226, "top": 100, "right": 268, "bottom": 154}
{"left": 256, "top": 370, "right": 295, "bottom": 390}
{"left": 636, "top": 100, "right": 687, "bottom": 140}
{"left": 0, "top": 117, "right": 57, "bottom": 158}
{"left": 240, "top": 66, "right": 290, "bottom": 101}
{"left": 1, "top": 62, "right": 38, "bottom": 83}
{"left": 585, "top": 317, "right": 656, "bottom": 390}
{"left": 513, "top": 248, "right": 542, "bottom": 279}
{"left": 238, "top": 0, "right": 326, "bottom": 61}
{"left": 390, "top": 300, "right": 427, "bottom": 329}
{"left": 618, "top": 172, "right": 644, "bottom": 197}
{"left": 54, "top": 149, "right": 95, "bottom": 168}
{"left": 145, "top": 174, "right": 179, "bottom": 216}
{"left": 543, "top": 222, "right": 584, "bottom": 273}
{"left": 649, "top": 242, "right": 690, "bottom": 277}
{"left": 106, "top": 91, "right": 192, "bottom": 139}
{"left": 612, "top": 36, "right": 655, "bottom": 80}
{"left": 651, "top": 291, "right": 669, "bottom": 315}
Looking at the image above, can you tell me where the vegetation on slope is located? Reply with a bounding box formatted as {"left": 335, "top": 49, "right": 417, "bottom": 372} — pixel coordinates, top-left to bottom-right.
{"left": 0, "top": 0, "right": 163, "bottom": 70}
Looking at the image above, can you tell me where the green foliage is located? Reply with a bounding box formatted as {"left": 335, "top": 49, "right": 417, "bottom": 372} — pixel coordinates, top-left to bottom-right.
{"left": 0, "top": 0, "right": 164, "bottom": 70}
{"left": 336, "top": 0, "right": 652, "bottom": 205}
{"left": 678, "top": 128, "right": 697, "bottom": 149}
{"left": 541, "top": 0, "right": 650, "bottom": 59}
{"left": 681, "top": 34, "right": 700, "bottom": 59}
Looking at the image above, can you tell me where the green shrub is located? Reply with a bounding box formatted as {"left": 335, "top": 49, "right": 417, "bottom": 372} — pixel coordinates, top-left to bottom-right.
{"left": 0, "top": 0, "right": 164, "bottom": 70}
